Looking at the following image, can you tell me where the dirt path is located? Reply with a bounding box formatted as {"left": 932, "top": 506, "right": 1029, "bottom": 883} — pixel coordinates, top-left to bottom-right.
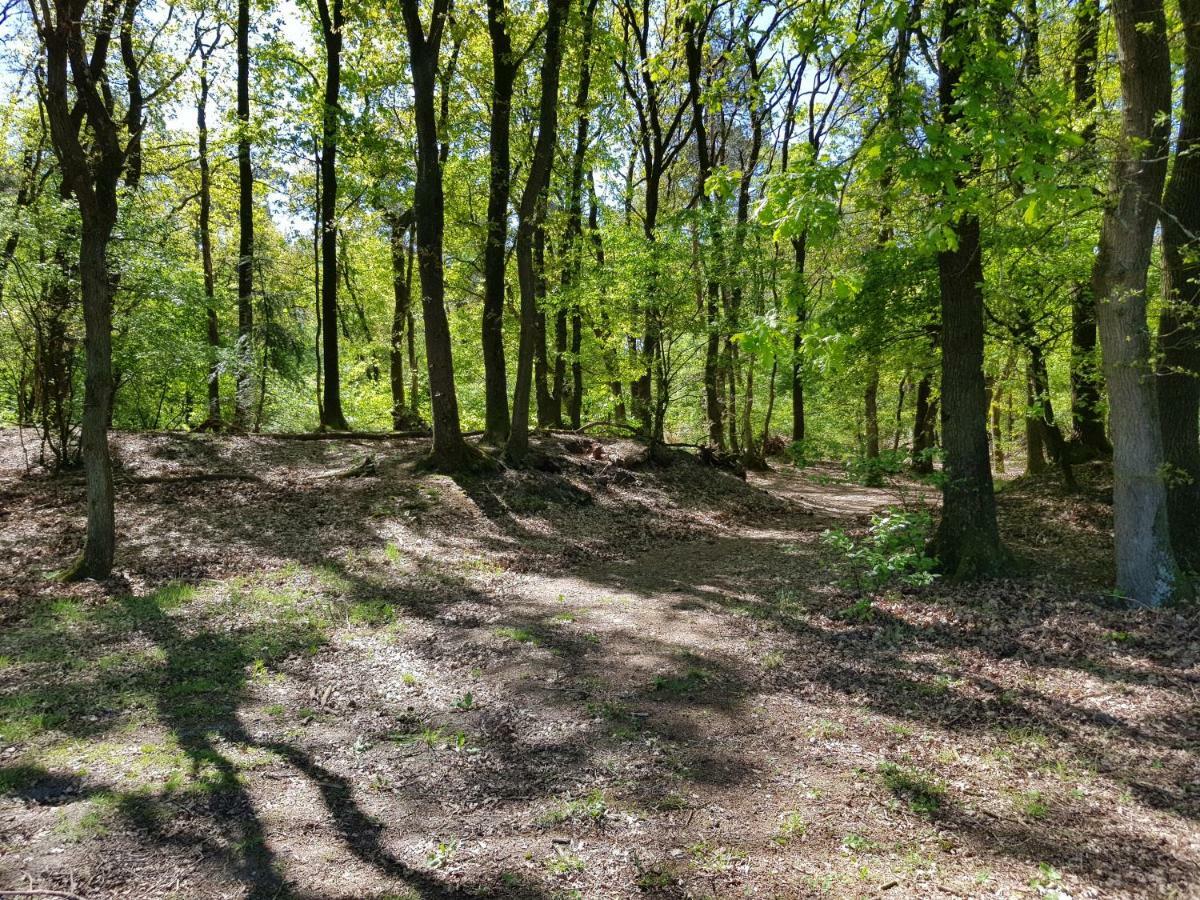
{"left": 0, "top": 431, "right": 1196, "bottom": 899}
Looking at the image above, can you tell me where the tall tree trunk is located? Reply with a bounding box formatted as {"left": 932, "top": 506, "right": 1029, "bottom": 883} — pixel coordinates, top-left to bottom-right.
{"left": 197, "top": 43, "right": 220, "bottom": 428}
{"left": 932, "top": 0, "right": 1005, "bottom": 577}
{"left": 791, "top": 234, "right": 807, "bottom": 443}
{"left": 1157, "top": 0, "right": 1200, "bottom": 570}
{"left": 481, "top": 0, "right": 517, "bottom": 443}
{"left": 912, "top": 371, "right": 935, "bottom": 472}
{"left": 1093, "top": 0, "right": 1183, "bottom": 605}
{"left": 507, "top": 0, "right": 570, "bottom": 462}
{"left": 685, "top": 11, "right": 724, "bottom": 449}
{"left": 387, "top": 212, "right": 417, "bottom": 430}
{"left": 561, "top": 0, "right": 599, "bottom": 432}
{"left": 40, "top": 0, "right": 133, "bottom": 580}
{"left": 317, "top": 0, "right": 348, "bottom": 430}
{"left": 235, "top": 0, "right": 254, "bottom": 429}
{"left": 401, "top": 0, "right": 475, "bottom": 470}
{"left": 864, "top": 370, "right": 880, "bottom": 459}
{"left": 1025, "top": 365, "right": 1047, "bottom": 474}
{"left": 587, "top": 170, "right": 626, "bottom": 422}
{"left": 1069, "top": 0, "right": 1111, "bottom": 457}
{"left": 533, "top": 226, "right": 555, "bottom": 426}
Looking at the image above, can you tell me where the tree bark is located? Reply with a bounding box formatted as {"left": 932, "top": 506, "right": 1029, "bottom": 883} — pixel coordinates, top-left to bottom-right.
{"left": 481, "top": 0, "right": 517, "bottom": 443}
{"left": 1068, "top": 0, "right": 1111, "bottom": 457}
{"left": 39, "top": 0, "right": 134, "bottom": 580}
{"left": 400, "top": 0, "right": 475, "bottom": 470}
{"left": 685, "top": 10, "right": 724, "bottom": 449}
{"left": 864, "top": 370, "right": 880, "bottom": 459}
{"left": 1157, "top": 0, "right": 1200, "bottom": 570}
{"left": 932, "top": 0, "right": 1005, "bottom": 577}
{"left": 317, "top": 0, "right": 349, "bottom": 430}
{"left": 1093, "top": 0, "right": 1183, "bottom": 605}
{"left": 235, "top": 0, "right": 254, "bottom": 429}
{"left": 197, "top": 40, "right": 221, "bottom": 428}
{"left": 506, "top": 0, "right": 570, "bottom": 462}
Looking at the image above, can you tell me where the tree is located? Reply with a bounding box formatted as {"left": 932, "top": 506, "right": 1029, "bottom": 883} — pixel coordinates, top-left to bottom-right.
{"left": 1067, "top": 0, "right": 1109, "bottom": 457}
{"left": 480, "top": 0, "right": 519, "bottom": 443}
{"left": 400, "top": 0, "right": 477, "bottom": 470}
{"left": 33, "top": 0, "right": 146, "bottom": 579}
{"left": 507, "top": 0, "right": 570, "bottom": 463}
{"left": 316, "top": 0, "right": 350, "bottom": 430}
{"left": 1092, "top": 0, "right": 1182, "bottom": 605}
{"left": 235, "top": 0, "right": 254, "bottom": 428}
{"left": 1157, "top": 0, "right": 1200, "bottom": 571}
{"left": 196, "top": 21, "right": 224, "bottom": 430}
{"left": 931, "top": 0, "right": 1006, "bottom": 577}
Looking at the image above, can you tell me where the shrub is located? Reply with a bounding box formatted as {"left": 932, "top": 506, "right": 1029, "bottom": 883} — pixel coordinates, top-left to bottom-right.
{"left": 821, "top": 507, "right": 938, "bottom": 592}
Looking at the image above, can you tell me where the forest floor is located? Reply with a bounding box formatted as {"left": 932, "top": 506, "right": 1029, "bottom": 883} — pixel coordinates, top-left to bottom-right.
{"left": 0, "top": 429, "right": 1196, "bottom": 899}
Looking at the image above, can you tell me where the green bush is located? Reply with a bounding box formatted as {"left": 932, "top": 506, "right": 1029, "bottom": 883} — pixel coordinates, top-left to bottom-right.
{"left": 844, "top": 449, "right": 907, "bottom": 486}
{"left": 821, "top": 507, "right": 938, "bottom": 592}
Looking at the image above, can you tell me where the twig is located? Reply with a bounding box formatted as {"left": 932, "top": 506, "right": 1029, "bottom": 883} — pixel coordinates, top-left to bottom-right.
{"left": 0, "top": 890, "right": 88, "bottom": 899}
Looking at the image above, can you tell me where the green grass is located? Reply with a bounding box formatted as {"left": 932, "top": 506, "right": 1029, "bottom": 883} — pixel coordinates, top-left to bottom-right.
{"left": 772, "top": 811, "right": 807, "bottom": 846}
{"left": 538, "top": 789, "right": 607, "bottom": 827}
{"left": 1015, "top": 789, "right": 1049, "bottom": 819}
{"left": 494, "top": 626, "right": 540, "bottom": 645}
{"left": 545, "top": 848, "right": 585, "bottom": 875}
{"left": 347, "top": 599, "right": 396, "bottom": 626}
{"left": 878, "top": 762, "right": 945, "bottom": 816}
{"left": 652, "top": 666, "right": 713, "bottom": 699}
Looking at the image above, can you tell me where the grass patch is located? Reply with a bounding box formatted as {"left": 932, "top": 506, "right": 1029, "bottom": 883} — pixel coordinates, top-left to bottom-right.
{"left": 652, "top": 667, "right": 713, "bottom": 699}
{"left": 772, "top": 811, "right": 807, "bottom": 846}
{"left": 538, "top": 789, "right": 607, "bottom": 827}
{"left": 878, "top": 762, "right": 944, "bottom": 816}
{"left": 495, "top": 626, "right": 540, "bottom": 645}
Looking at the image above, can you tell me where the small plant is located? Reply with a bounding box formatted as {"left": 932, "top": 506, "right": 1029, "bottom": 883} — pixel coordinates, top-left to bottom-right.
{"left": 453, "top": 692, "right": 475, "bottom": 710}
{"left": 843, "top": 832, "right": 875, "bottom": 853}
{"left": 837, "top": 597, "right": 876, "bottom": 623}
{"left": 844, "top": 449, "right": 907, "bottom": 487}
{"left": 877, "top": 762, "right": 945, "bottom": 816}
{"left": 401, "top": 672, "right": 420, "bottom": 687}
{"left": 821, "top": 507, "right": 938, "bottom": 593}
{"left": 688, "top": 841, "right": 746, "bottom": 873}
{"left": 426, "top": 839, "right": 457, "bottom": 869}
{"left": 772, "top": 811, "right": 807, "bottom": 846}
{"left": 545, "top": 848, "right": 585, "bottom": 875}
{"left": 495, "top": 626, "right": 539, "bottom": 645}
{"left": 348, "top": 599, "right": 395, "bottom": 627}
{"left": 1016, "top": 789, "right": 1049, "bottom": 819}
{"left": 652, "top": 666, "right": 713, "bottom": 698}
{"left": 1030, "top": 862, "right": 1063, "bottom": 894}
{"left": 538, "top": 789, "right": 607, "bottom": 826}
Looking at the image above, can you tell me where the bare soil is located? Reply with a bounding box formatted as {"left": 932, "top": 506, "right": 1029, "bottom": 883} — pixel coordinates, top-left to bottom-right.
{"left": 0, "top": 429, "right": 1196, "bottom": 899}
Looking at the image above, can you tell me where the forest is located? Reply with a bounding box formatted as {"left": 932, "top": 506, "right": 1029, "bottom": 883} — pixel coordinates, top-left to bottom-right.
{"left": 0, "top": 0, "right": 1197, "bottom": 896}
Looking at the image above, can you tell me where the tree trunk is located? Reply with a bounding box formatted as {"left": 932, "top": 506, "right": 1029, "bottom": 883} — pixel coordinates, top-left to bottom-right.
{"left": 864, "top": 370, "right": 880, "bottom": 459}
{"left": 317, "top": 0, "right": 348, "bottom": 431}
{"left": 481, "top": 0, "right": 516, "bottom": 443}
{"left": 387, "top": 212, "right": 418, "bottom": 430}
{"left": 1093, "top": 0, "right": 1183, "bottom": 605}
{"left": 235, "top": 0, "right": 254, "bottom": 429}
{"left": 507, "top": 0, "right": 570, "bottom": 462}
{"left": 932, "top": 0, "right": 1005, "bottom": 577}
{"left": 1157, "top": 0, "right": 1200, "bottom": 571}
{"left": 1025, "top": 365, "right": 1047, "bottom": 474}
{"left": 685, "top": 13, "right": 725, "bottom": 449}
{"left": 1069, "top": 0, "right": 1111, "bottom": 457}
{"left": 912, "top": 371, "right": 935, "bottom": 473}
{"left": 401, "top": 0, "right": 475, "bottom": 470}
{"left": 791, "top": 233, "right": 807, "bottom": 443}
{"left": 197, "top": 46, "right": 220, "bottom": 427}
